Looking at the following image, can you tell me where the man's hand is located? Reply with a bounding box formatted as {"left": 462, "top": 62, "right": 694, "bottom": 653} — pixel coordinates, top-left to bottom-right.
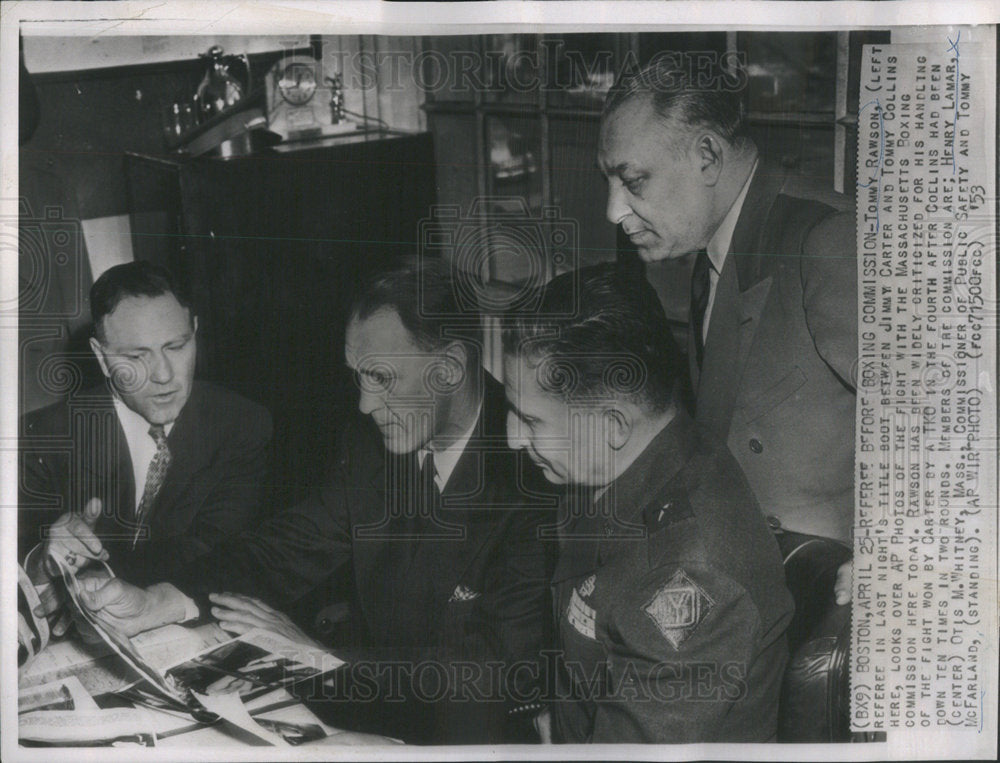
{"left": 78, "top": 577, "right": 187, "bottom": 637}
{"left": 40, "top": 498, "right": 108, "bottom": 578}
{"left": 71, "top": 568, "right": 115, "bottom": 644}
{"left": 209, "top": 592, "right": 320, "bottom": 648}
{"left": 25, "top": 498, "right": 108, "bottom": 636}
{"left": 834, "top": 558, "right": 853, "bottom": 605}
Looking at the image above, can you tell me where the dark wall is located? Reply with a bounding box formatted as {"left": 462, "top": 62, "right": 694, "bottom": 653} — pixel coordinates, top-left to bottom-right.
{"left": 25, "top": 62, "right": 206, "bottom": 220}
{"left": 23, "top": 48, "right": 313, "bottom": 220}
{"left": 126, "top": 133, "right": 439, "bottom": 507}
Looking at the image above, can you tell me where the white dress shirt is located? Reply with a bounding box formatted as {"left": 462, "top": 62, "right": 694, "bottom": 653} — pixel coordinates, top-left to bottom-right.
{"left": 701, "top": 159, "right": 759, "bottom": 341}
{"left": 418, "top": 402, "right": 482, "bottom": 493}
{"left": 112, "top": 397, "right": 174, "bottom": 510}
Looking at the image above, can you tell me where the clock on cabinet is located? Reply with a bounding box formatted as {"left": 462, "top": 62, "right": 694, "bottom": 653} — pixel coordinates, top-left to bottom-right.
{"left": 265, "top": 56, "right": 359, "bottom": 141}
{"left": 278, "top": 60, "right": 318, "bottom": 105}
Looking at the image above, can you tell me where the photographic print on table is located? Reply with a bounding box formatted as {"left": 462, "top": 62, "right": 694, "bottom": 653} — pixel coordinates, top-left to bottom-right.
{"left": 164, "top": 629, "right": 331, "bottom": 702}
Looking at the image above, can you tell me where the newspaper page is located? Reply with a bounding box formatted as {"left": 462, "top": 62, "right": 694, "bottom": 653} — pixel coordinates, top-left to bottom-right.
{"left": 1, "top": 1, "right": 997, "bottom": 762}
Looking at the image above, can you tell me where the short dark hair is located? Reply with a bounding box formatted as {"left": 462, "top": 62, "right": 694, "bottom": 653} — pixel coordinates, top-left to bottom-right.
{"left": 501, "top": 263, "right": 683, "bottom": 413}
{"left": 603, "top": 55, "right": 748, "bottom": 145}
{"left": 90, "top": 260, "right": 193, "bottom": 341}
{"left": 349, "top": 257, "right": 481, "bottom": 362}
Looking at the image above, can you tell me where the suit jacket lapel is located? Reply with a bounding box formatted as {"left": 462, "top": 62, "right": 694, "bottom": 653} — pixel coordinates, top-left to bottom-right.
{"left": 695, "top": 162, "right": 784, "bottom": 437}
{"left": 73, "top": 388, "right": 135, "bottom": 537}
{"left": 726, "top": 162, "right": 785, "bottom": 421}
{"left": 695, "top": 260, "right": 742, "bottom": 436}
{"left": 729, "top": 160, "right": 786, "bottom": 284}
{"left": 352, "top": 444, "right": 416, "bottom": 638}
{"left": 110, "top": 417, "right": 136, "bottom": 539}
{"left": 734, "top": 276, "right": 772, "bottom": 372}
{"left": 145, "top": 385, "right": 206, "bottom": 537}
{"left": 422, "top": 379, "right": 507, "bottom": 607}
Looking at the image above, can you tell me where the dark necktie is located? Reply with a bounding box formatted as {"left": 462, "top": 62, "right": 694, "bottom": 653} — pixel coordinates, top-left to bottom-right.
{"left": 690, "top": 249, "right": 711, "bottom": 369}
{"left": 133, "top": 424, "right": 171, "bottom": 547}
{"left": 419, "top": 451, "right": 440, "bottom": 518}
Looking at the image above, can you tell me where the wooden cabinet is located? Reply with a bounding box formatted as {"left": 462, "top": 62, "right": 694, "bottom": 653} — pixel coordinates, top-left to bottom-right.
{"left": 125, "top": 132, "right": 436, "bottom": 505}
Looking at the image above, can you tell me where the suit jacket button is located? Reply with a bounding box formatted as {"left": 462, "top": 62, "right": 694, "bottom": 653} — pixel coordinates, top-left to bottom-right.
{"left": 766, "top": 515, "right": 782, "bottom": 531}
{"left": 317, "top": 617, "right": 333, "bottom": 633}
{"left": 749, "top": 438, "right": 764, "bottom": 453}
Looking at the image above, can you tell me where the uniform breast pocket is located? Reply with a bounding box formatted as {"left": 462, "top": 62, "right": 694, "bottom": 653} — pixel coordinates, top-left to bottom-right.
{"left": 740, "top": 365, "right": 808, "bottom": 424}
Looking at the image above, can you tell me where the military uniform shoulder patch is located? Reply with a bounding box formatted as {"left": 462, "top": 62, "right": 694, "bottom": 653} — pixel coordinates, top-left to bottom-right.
{"left": 643, "top": 568, "right": 714, "bottom": 649}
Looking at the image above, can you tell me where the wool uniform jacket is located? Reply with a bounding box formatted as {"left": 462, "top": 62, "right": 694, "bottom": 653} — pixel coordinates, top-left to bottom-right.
{"left": 550, "top": 409, "right": 794, "bottom": 743}
{"left": 692, "top": 163, "right": 857, "bottom": 544}
{"left": 165, "top": 374, "right": 558, "bottom": 744}
{"left": 19, "top": 381, "right": 272, "bottom": 586}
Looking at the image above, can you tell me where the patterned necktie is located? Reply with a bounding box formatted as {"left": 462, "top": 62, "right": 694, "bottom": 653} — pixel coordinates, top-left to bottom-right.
{"left": 689, "top": 249, "right": 711, "bottom": 369}
{"left": 133, "top": 424, "right": 171, "bottom": 547}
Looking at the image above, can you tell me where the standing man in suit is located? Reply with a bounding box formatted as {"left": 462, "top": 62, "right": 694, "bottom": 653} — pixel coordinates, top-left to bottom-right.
{"left": 598, "top": 59, "right": 857, "bottom": 600}
{"left": 70, "top": 260, "right": 556, "bottom": 744}
{"left": 21, "top": 260, "right": 272, "bottom": 606}
{"left": 502, "top": 264, "right": 793, "bottom": 742}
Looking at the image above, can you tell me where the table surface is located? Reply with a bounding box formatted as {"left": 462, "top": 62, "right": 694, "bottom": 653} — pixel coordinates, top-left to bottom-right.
{"left": 17, "top": 624, "right": 378, "bottom": 748}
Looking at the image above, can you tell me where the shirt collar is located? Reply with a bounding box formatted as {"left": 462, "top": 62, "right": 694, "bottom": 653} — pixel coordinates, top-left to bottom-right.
{"left": 112, "top": 396, "right": 174, "bottom": 440}
{"left": 706, "top": 158, "right": 758, "bottom": 274}
{"left": 593, "top": 408, "right": 698, "bottom": 518}
{"left": 418, "top": 402, "right": 482, "bottom": 493}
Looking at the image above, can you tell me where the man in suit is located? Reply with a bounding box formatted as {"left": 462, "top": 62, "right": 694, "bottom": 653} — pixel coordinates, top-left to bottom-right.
{"left": 502, "top": 264, "right": 793, "bottom": 742}
{"left": 73, "top": 261, "right": 556, "bottom": 744}
{"left": 20, "top": 260, "right": 272, "bottom": 609}
{"left": 599, "top": 59, "right": 857, "bottom": 600}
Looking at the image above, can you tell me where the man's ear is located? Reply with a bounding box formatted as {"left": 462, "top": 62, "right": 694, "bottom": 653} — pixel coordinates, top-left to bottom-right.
{"left": 694, "top": 133, "right": 725, "bottom": 187}
{"left": 192, "top": 315, "right": 199, "bottom": 335}
{"left": 88, "top": 336, "right": 111, "bottom": 378}
{"left": 604, "top": 407, "right": 633, "bottom": 451}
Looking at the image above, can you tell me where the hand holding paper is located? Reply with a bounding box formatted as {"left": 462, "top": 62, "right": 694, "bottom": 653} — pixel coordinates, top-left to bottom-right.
{"left": 41, "top": 497, "right": 109, "bottom": 576}
{"left": 26, "top": 498, "right": 108, "bottom": 634}
{"left": 80, "top": 577, "right": 188, "bottom": 637}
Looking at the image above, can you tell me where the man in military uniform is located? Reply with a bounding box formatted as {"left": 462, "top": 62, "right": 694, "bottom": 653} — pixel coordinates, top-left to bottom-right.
{"left": 502, "top": 263, "right": 794, "bottom": 743}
